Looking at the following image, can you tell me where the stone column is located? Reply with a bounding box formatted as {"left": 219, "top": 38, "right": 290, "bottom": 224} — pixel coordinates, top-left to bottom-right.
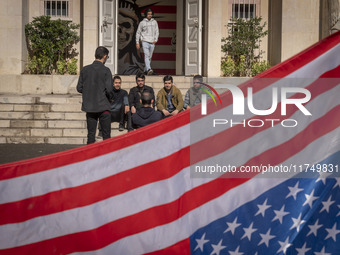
{"left": 204, "top": 0, "right": 223, "bottom": 77}
{"left": 83, "top": 0, "right": 99, "bottom": 67}
{"left": 0, "top": 0, "right": 26, "bottom": 74}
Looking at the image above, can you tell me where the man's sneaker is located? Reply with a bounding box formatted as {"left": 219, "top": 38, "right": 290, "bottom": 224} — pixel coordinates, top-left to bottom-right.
{"left": 147, "top": 69, "right": 154, "bottom": 75}
{"left": 118, "top": 125, "right": 124, "bottom": 132}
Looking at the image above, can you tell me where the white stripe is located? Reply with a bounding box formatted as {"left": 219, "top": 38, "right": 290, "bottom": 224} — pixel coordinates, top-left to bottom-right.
{"left": 1, "top": 85, "right": 338, "bottom": 248}
{"left": 75, "top": 128, "right": 340, "bottom": 254}
{"left": 0, "top": 125, "right": 190, "bottom": 204}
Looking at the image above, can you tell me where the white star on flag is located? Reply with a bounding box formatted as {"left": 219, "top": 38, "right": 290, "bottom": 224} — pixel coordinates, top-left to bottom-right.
{"left": 303, "top": 190, "right": 319, "bottom": 208}
{"left": 224, "top": 217, "right": 241, "bottom": 235}
{"left": 194, "top": 232, "right": 209, "bottom": 252}
{"left": 307, "top": 219, "right": 322, "bottom": 237}
{"left": 255, "top": 198, "right": 271, "bottom": 217}
{"left": 286, "top": 182, "right": 303, "bottom": 200}
{"left": 290, "top": 213, "right": 306, "bottom": 232}
{"left": 314, "top": 247, "right": 331, "bottom": 255}
{"left": 272, "top": 205, "right": 290, "bottom": 224}
{"left": 320, "top": 196, "right": 335, "bottom": 213}
{"left": 229, "top": 246, "right": 243, "bottom": 255}
{"left": 241, "top": 222, "right": 257, "bottom": 241}
{"left": 296, "top": 243, "right": 311, "bottom": 255}
{"left": 325, "top": 223, "right": 340, "bottom": 242}
{"left": 277, "top": 237, "right": 292, "bottom": 254}
{"left": 258, "top": 228, "right": 275, "bottom": 247}
{"left": 210, "top": 239, "right": 226, "bottom": 255}
{"left": 334, "top": 178, "right": 340, "bottom": 188}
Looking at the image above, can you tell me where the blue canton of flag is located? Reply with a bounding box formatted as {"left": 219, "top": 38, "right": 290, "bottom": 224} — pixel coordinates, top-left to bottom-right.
{"left": 190, "top": 151, "right": 340, "bottom": 255}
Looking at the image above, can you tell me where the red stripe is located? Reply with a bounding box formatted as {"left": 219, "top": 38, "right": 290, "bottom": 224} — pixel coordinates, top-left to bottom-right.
{"left": 153, "top": 69, "right": 176, "bottom": 75}
{"left": 2, "top": 106, "right": 339, "bottom": 255}
{"left": 157, "top": 21, "right": 176, "bottom": 29}
{"left": 2, "top": 66, "right": 338, "bottom": 225}
{"left": 157, "top": 37, "right": 173, "bottom": 45}
{"left": 152, "top": 53, "right": 176, "bottom": 61}
{"left": 141, "top": 6, "right": 177, "bottom": 14}
{"left": 145, "top": 238, "right": 190, "bottom": 255}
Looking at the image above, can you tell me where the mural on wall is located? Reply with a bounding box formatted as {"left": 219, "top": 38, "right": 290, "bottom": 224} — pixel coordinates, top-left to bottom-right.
{"left": 118, "top": 0, "right": 177, "bottom": 75}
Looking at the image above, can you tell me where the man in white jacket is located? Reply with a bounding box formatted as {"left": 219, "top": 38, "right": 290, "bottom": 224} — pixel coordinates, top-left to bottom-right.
{"left": 136, "top": 8, "right": 159, "bottom": 75}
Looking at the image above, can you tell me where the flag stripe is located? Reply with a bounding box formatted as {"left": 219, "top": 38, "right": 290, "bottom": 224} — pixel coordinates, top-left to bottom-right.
{"left": 157, "top": 21, "right": 176, "bottom": 29}
{"left": 141, "top": 6, "right": 177, "bottom": 14}
{"left": 152, "top": 52, "right": 176, "bottom": 61}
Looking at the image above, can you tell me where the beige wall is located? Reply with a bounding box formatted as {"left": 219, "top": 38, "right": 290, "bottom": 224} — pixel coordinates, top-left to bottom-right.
{"left": 281, "top": 0, "right": 319, "bottom": 62}
{"left": 83, "top": 0, "right": 99, "bottom": 67}
{"left": 0, "top": 0, "right": 26, "bottom": 74}
{"left": 205, "top": 0, "right": 222, "bottom": 77}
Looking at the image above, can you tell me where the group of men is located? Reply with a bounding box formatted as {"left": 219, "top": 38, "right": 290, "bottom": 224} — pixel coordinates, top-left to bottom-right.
{"left": 77, "top": 46, "right": 206, "bottom": 144}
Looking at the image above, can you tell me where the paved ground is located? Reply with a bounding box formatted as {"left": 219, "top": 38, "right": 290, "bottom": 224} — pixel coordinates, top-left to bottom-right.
{"left": 0, "top": 144, "right": 83, "bottom": 165}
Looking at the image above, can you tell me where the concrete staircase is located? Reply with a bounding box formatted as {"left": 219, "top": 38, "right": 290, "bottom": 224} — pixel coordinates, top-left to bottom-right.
{"left": 0, "top": 75, "right": 192, "bottom": 144}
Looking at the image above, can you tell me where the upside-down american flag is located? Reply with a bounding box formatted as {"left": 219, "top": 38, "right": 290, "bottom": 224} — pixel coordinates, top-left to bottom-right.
{"left": 0, "top": 32, "right": 339, "bottom": 255}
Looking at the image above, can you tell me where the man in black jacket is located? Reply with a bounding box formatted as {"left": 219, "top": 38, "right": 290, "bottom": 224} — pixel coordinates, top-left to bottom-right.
{"left": 132, "top": 91, "right": 162, "bottom": 128}
{"left": 128, "top": 73, "right": 155, "bottom": 114}
{"left": 77, "top": 46, "right": 113, "bottom": 144}
{"left": 98, "top": 75, "right": 133, "bottom": 135}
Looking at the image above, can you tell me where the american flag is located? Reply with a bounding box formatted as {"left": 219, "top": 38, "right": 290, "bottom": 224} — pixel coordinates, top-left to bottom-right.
{"left": 0, "top": 32, "right": 339, "bottom": 254}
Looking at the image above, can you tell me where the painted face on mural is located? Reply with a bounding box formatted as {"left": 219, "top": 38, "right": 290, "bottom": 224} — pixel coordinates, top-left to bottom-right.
{"left": 118, "top": 13, "right": 135, "bottom": 50}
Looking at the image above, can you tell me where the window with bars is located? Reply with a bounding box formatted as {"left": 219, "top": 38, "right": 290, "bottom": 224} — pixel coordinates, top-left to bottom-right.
{"left": 232, "top": 3, "right": 256, "bottom": 19}
{"left": 44, "top": 1, "right": 69, "bottom": 18}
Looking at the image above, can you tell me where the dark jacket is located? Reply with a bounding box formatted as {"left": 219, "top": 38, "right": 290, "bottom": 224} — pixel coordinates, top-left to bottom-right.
{"left": 77, "top": 61, "right": 113, "bottom": 113}
{"left": 132, "top": 107, "right": 162, "bottom": 128}
{"left": 128, "top": 85, "right": 155, "bottom": 110}
{"left": 111, "top": 88, "right": 129, "bottom": 112}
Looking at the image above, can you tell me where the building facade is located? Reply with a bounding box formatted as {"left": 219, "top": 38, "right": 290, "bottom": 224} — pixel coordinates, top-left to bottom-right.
{"left": 0, "top": 0, "right": 339, "bottom": 77}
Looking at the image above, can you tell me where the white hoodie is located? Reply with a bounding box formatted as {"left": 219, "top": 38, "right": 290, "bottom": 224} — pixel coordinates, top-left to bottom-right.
{"left": 136, "top": 18, "right": 159, "bottom": 44}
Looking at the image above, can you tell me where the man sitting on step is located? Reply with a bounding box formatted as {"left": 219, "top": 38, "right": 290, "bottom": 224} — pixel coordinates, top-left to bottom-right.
{"left": 98, "top": 75, "right": 133, "bottom": 136}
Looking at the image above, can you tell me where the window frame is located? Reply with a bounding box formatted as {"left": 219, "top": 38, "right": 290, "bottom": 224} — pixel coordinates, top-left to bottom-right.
{"left": 40, "top": 0, "right": 73, "bottom": 20}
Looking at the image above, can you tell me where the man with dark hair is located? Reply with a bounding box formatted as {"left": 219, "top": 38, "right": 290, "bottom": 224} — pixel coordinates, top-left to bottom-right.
{"left": 98, "top": 76, "right": 132, "bottom": 135}
{"left": 136, "top": 8, "right": 159, "bottom": 75}
{"left": 156, "top": 75, "right": 184, "bottom": 117}
{"left": 183, "top": 74, "right": 208, "bottom": 109}
{"left": 128, "top": 73, "right": 155, "bottom": 114}
{"left": 77, "top": 46, "right": 113, "bottom": 144}
{"left": 132, "top": 91, "right": 162, "bottom": 128}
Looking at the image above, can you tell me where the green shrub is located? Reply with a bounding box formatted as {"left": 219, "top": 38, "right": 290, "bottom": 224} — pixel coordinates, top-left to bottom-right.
{"left": 67, "top": 58, "right": 78, "bottom": 75}
{"left": 237, "top": 55, "right": 247, "bottom": 77}
{"left": 221, "top": 17, "right": 268, "bottom": 76}
{"left": 221, "top": 56, "right": 236, "bottom": 76}
{"left": 251, "top": 61, "right": 271, "bottom": 76}
{"left": 57, "top": 59, "right": 66, "bottom": 75}
{"left": 25, "top": 16, "right": 80, "bottom": 74}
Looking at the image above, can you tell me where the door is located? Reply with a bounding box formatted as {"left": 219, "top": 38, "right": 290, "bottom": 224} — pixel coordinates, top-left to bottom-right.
{"left": 99, "top": 0, "right": 117, "bottom": 73}
{"left": 185, "top": 0, "right": 202, "bottom": 75}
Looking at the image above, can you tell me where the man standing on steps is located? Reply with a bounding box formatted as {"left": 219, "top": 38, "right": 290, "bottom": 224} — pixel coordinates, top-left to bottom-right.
{"left": 77, "top": 46, "right": 113, "bottom": 144}
{"left": 136, "top": 8, "right": 159, "bottom": 75}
